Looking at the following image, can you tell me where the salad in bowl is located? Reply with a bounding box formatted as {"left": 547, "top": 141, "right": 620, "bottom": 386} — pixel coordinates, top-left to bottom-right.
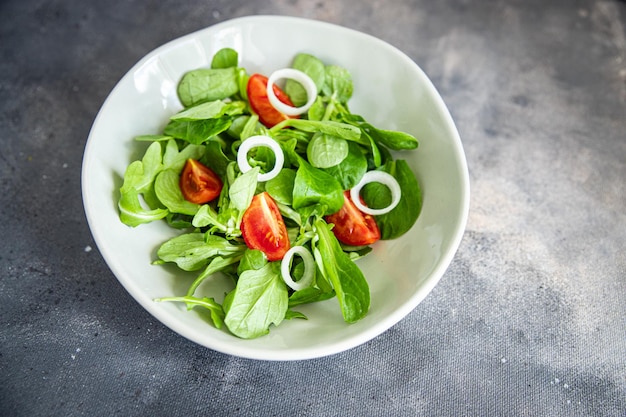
{"left": 82, "top": 16, "right": 469, "bottom": 360}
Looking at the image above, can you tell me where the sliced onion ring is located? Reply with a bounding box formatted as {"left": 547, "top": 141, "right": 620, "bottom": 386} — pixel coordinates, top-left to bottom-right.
{"left": 280, "top": 246, "right": 315, "bottom": 291}
{"left": 266, "top": 68, "right": 317, "bottom": 116}
{"left": 350, "top": 171, "right": 402, "bottom": 216}
{"left": 237, "top": 135, "right": 284, "bottom": 182}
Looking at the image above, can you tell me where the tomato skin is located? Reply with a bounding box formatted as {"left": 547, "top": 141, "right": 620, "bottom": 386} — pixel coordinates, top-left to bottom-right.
{"left": 240, "top": 192, "right": 290, "bottom": 261}
{"left": 325, "top": 191, "right": 381, "bottom": 246}
{"left": 247, "top": 73, "right": 298, "bottom": 128}
{"left": 180, "top": 159, "right": 223, "bottom": 204}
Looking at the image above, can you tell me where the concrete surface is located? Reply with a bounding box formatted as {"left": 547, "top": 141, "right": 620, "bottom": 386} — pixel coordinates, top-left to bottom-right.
{"left": 1, "top": 0, "right": 625, "bottom": 416}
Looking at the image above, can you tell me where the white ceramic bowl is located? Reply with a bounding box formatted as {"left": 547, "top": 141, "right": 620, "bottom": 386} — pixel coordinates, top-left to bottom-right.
{"left": 82, "top": 15, "right": 469, "bottom": 360}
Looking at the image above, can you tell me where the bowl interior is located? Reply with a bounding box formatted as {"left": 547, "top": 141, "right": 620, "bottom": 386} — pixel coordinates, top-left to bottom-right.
{"left": 82, "top": 15, "right": 469, "bottom": 360}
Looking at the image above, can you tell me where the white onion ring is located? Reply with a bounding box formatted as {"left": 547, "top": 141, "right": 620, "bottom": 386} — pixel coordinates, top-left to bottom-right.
{"left": 266, "top": 68, "right": 317, "bottom": 116}
{"left": 350, "top": 171, "right": 402, "bottom": 216}
{"left": 280, "top": 246, "right": 315, "bottom": 291}
{"left": 237, "top": 135, "right": 284, "bottom": 182}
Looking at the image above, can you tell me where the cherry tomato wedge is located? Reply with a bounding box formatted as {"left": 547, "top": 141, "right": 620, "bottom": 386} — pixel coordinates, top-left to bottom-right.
{"left": 325, "top": 191, "right": 381, "bottom": 246}
{"left": 247, "top": 73, "right": 298, "bottom": 128}
{"left": 240, "top": 192, "right": 290, "bottom": 261}
{"left": 179, "top": 159, "right": 223, "bottom": 204}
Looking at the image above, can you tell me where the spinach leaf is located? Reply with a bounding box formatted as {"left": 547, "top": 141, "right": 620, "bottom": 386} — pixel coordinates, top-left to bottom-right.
{"left": 172, "top": 100, "right": 226, "bottom": 121}
{"left": 226, "top": 115, "right": 250, "bottom": 140}
{"left": 265, "top": 168, "right": 296, "bottom": 205}
{"left": 202, "top": 139, "right": 231, "bottom": 178}
{"left": 285, "top": 53, "right": 325, "bottom": 106}
{"left": 236, "top": 68, "right": 249, "bottom": 101}
{"left": 170, "top": 100, "right": 245, "bottom": 122}
{"left": 157, "top": 232, "right": 246, "bottom": 271}
{"left": 322, "top": 141, "right": 367, "bottom": 190}
{"left": 228, "top": 167, "right": 259, "bottom": 213}
{"left": 361, "top": 123, "right": 418, "bottom": 150}
{"left": 313, "top": 219, "right": 370, "bottom": 323}
{"left": 292, "top": 160, "right": 344, "bottom": 215}
{"left": 224, "top": 262, "right": 288, "bottom": 339}
{"left": 165, "top": 212, "right": 194, "bottom": 229}
{"left": 285, "top": 310, "right": 308, "bottom": 320}
{"left": 361, "top": 159, "right": 422, "bottom": 239}
{"left": 362, "top": 129, "right": 382, "bottom": 167}
{"left": 240, "top": 114, "right": 260, "bottom": 140}
{"left": 192, "top": 204, "right": 228, "bottom": 232}
{"left": 306, "top": 133, "right": 349, "bottom": 168}
{"left": 211, "top": 48, "right": 238, "bottom": 69}
{"left": 154, "top": 169, "right": 200, "bottom": 216}
{"left": 307, "top": 96, "right": 326, "bottom": 121}
{"left": 237, "top": 249, "right": 268, "bottom": 275}
{"left": 296, "top": 204, "right": 328, "bottom": 227}
{"left": 177, "top": 67, "right": 240, "bottom": 107}
{"left": 322, "top": 65, "right": 353, "bottom": 103}
{"left": 338, "top": 113, "right": 418, "bottom": 151}
{"left": 270, "top": 119, "right": 361, "bottom": 142}
{"left": 288, "top": 287, "right": 335, "bottom": 308}
{"left": 164, "top": 117, "right": 232, "bottom": 145}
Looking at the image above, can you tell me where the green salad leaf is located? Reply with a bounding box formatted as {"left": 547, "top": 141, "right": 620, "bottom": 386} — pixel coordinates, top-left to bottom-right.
{"left": 224, "top": 262, "right": 288, "bottom": 339}
{"left": 177, "top": 67, "right": 240, "bottom": 107}
{"left": 292, "top": 159, "right": 344, "bottom": 215}
{"left": 313, "top": 219, "right": 370, "bottom": 322}
{"left": 211, "top": 47, "right": 239, "bottom": 69}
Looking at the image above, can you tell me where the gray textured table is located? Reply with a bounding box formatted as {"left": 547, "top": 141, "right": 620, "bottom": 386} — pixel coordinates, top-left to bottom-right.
{"left": 2, "top": 1, "right": 625, "bottom": 416}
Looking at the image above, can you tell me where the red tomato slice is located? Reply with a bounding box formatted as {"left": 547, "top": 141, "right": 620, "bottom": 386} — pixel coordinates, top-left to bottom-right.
{"left": 180, "top": 159, "right": 223, "bottom": 204}
{"left": 325, "top": 191, "right": 381, "bottom": 246}
{"left": 247, "top": 73, "right": 298, "bottom": 128}
{"left": 240, "top": 192, "right": 290, "bottom": 261}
